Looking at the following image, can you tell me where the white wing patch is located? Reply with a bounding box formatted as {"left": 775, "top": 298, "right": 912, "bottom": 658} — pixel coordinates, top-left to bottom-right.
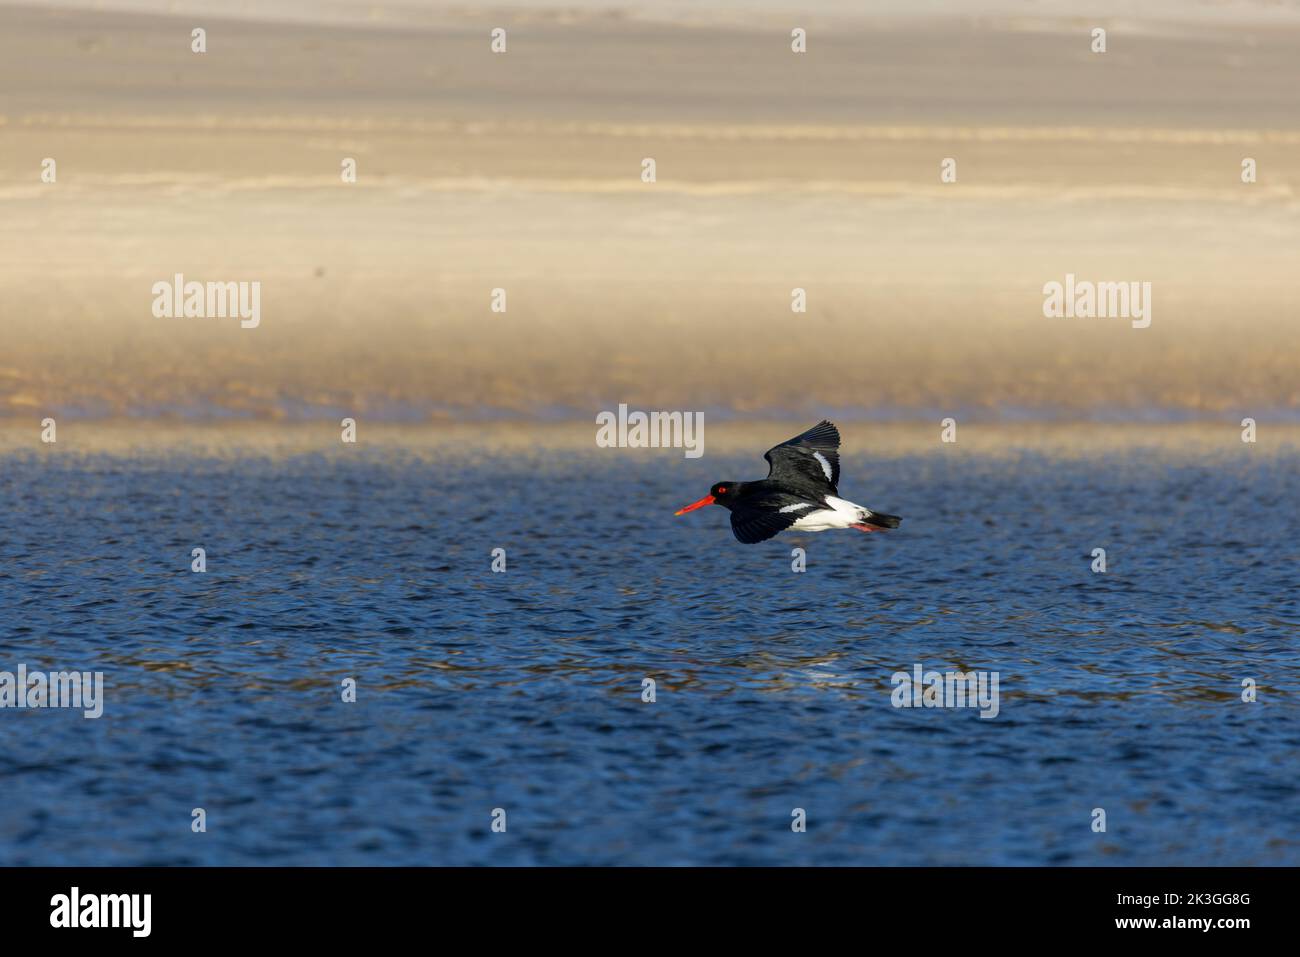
{"left": 812, "top": 451, "right": 833, "bottom": 482}
{"left": 791, "top": 497, "right": 868, "bottom": 531}
{"left": 779, "top": 502, "right": 816, "bottom": 513}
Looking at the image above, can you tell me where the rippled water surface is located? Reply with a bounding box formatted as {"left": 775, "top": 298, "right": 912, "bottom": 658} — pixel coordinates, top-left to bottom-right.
{"left": 2, "top": 432, "right": 1298, "bottom": 865}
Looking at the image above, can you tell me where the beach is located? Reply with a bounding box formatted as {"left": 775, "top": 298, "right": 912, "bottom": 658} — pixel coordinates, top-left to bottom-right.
{"left": 1, "top": 0, "right": 1297, "bottom": 422}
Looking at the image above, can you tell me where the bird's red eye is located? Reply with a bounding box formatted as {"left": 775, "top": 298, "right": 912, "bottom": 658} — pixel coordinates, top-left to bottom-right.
{"left": 717, "top": 487, "right": 727, "bottom": 494}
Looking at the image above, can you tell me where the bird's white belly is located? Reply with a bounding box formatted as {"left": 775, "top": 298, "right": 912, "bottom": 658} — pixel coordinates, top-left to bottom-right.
{"left": 789, "top": 496, "right": 865, "bottom": 531}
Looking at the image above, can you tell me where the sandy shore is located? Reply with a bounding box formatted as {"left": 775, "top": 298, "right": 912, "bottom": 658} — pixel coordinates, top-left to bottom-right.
{"left": 1, "top": 2, "right": 1297, "bottom": 421}
{"left": 3, "top": 417, "right": 1296, "bottom": 461}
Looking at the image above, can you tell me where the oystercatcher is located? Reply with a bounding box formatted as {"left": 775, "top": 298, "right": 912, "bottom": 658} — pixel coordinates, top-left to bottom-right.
{"left": 674, "top": 420, "right": 901, "bottom": 544}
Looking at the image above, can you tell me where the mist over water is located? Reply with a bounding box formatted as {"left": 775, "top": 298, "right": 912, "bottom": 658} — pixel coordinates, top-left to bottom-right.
{"left": 2, "top": 433, "right": 1296, "bottom": 865}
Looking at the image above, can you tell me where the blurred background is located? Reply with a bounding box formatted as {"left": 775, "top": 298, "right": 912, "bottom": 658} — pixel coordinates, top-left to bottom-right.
{"left": 2, "top": 0, "right": 1297, "bottom": 425}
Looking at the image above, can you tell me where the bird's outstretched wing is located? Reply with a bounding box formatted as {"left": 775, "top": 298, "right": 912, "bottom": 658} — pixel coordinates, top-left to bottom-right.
{"left": 763, "top": 420, "right": 840, "bottom": 493}
{"left": 730, "top": 506, "right": 800, "bottom": 544}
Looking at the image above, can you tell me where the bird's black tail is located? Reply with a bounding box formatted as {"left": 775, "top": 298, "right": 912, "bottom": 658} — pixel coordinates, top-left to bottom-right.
{"left": 863, "top": 511, "right": 901, "bottom": 529}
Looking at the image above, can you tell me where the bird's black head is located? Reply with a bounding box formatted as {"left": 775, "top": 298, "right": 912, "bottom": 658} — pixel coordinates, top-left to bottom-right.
{"left": 675, "top": 481, "right": 742, "bottom": 515}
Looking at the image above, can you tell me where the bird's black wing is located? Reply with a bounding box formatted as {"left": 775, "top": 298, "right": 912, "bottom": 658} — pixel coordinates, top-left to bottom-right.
{"left": 763, "top": 420, "right": 840, "bottom": 494}
{"left": 729, "top": 505, "right": 801, "bottom": 544}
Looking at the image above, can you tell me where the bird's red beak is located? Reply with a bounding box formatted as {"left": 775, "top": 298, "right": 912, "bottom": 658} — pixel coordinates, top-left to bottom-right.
{"left": 675, "top": 494, "right": 715, "bottom": 516}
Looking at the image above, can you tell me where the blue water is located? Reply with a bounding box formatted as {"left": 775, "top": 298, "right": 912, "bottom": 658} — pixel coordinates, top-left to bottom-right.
{"left": 1, "top": 441, "right": 1297, "bottom": 865}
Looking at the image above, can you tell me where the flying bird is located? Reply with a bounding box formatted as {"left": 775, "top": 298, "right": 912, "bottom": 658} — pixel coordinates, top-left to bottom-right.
{"left": 674, "top": 420, "right": 901, "bottom": 543}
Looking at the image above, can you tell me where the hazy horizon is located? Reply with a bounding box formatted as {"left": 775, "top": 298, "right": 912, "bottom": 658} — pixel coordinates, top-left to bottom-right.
{"left": 2, "top": 0, "right": 1297, "bottom": 424}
